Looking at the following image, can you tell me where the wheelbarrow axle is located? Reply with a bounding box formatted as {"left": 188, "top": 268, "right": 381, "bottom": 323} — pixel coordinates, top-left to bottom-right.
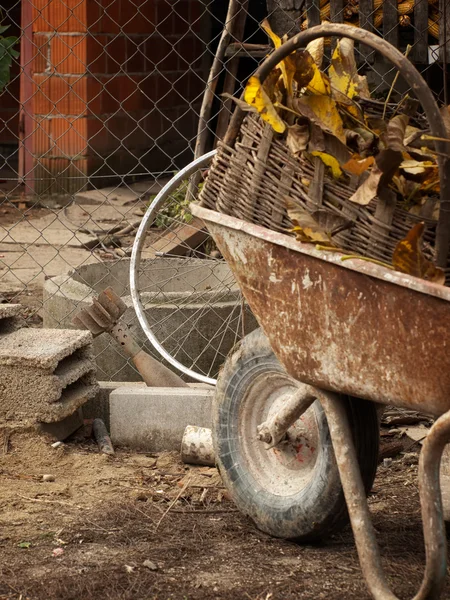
{"left": 256, "top": 382, "right": 316, "bottom": 447}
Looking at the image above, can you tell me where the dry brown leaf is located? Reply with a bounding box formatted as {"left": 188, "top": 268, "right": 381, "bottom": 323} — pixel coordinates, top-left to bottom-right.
{"left": 286, "top": 123, "right": 309, "bottom": 155}
{"left": 287, "top": 199, "right": 332, "bottom": 244}
{"left": 349, "top": 165, "right": 383, "bottom": 205}
{"left": 400, "top": 159, "right": 437, "bottom": 175}
{"left": 342, "top": 154, "right": 375, "bottom": 176}
{"left": 384, "top": 114, "right": 409, "bottom": 152}
{"left": 290, "top": 51, "right": 317, "bottom": 89}
{"left": 293, "top": 96, "right": 346, "bottom": 143}
{"left": 286, "top": 198, "right": 351, "bottom": 243}
{"left": 262, "top": 67, "right": 283, "bottom": 103}
{"left": 306, "top": 38, "right": 324, "bottom": 68}
{"left": 392, "top": 222, "right": 445, "bottom": 284}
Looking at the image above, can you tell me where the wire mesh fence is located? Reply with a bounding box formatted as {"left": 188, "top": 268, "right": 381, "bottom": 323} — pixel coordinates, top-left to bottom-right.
{"left": 0, "top": 0, "right": 449, "bottom": 383}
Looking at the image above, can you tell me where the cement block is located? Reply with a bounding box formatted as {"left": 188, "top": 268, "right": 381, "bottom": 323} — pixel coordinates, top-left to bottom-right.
{"left": 38, "top": 408, "right": 84, "bottom": 441}
{"left": 0, "top": 328, "right": 98, "bottom": 423}
{"left": 0, "top": 303, "right": 24, "bottom": 334}
{"left": 82, "top": 381, "right": 147, "bottom": 428}
{"left": 110, "top": 386, "right": 214, "bottom": 451}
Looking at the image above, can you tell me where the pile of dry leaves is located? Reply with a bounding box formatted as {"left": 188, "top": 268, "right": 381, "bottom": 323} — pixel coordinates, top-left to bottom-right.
{"left": 239, "top": 21, "right": 446, "bottom": 284}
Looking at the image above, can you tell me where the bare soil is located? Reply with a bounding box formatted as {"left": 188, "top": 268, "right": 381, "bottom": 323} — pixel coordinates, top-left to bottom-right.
{"left": 0, "top": 428, "right": 447, "bottom": 600}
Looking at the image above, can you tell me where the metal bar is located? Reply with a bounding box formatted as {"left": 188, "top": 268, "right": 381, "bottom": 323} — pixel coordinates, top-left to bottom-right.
{"left": 319, "top": 389, "right": 450, "bottom": 600}
{"left": 257, "top": 382, "right": 316, "bottom": 446}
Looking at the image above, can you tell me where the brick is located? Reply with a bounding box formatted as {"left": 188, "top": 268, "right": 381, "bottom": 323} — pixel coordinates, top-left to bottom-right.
{"left": 119, "top": 75, "right": 144, "bottom": 112}
{"left": 139, "top": 73, "right": 158, "bottom": 104}
{"left": 109, "top": 386, "right": 213, "bottom": 451}
{"left": 176, "top": 36, "right": 203, "bottom": 71}
{"left": 51, "top": 117, "right": 89, "bottom": 156}
{"left": 99, "top": 0, "right": 121, "bottom": 34}
{"left": 105, "top": 35, "right": 126, "bottom": 74}
{"left": 86, "top": 34, "right": 108, "bottom": 73}
{"left": 102, "top": 75, "right": 122, "bottom": 113}
{"left": 125, "top": 37, "right": 146, "bottom": 73}
{"left": 146, "top": 35, "right": 178, "bottom": 71}
{"left": 121, "top": 0, "right": 156, "bottom": 33}
{"left": 32, "top": 33, "right": 51, "bottom": 73}
{"left": 33, "top": 74, "right": 52, "bottom": 115}
{"left": 32, "top": 117, "right": 51, "bottom": 154}
{"left": 52, "top": 34, "right": 87, "bottom": 74}
{"left": 155, "top": 0, "right": 175, "bottom": 35}
{"left": 32, "top": 0, "right": 87, "bottom": 33}
{"left": 87, "top": 118, "right": 112, "bottom": 154}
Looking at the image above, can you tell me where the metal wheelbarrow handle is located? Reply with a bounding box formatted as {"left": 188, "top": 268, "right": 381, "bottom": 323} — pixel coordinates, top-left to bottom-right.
{"left": 223, "top": 22, "right": 450, "bottom": 269}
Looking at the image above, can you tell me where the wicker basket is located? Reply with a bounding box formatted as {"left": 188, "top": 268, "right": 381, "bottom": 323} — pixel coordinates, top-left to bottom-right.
{"left": 199, "top": 111, "right": 442, "bottom": 266}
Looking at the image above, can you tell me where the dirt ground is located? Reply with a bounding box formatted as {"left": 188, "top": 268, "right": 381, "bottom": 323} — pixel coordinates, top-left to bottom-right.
{"left": 0, "top": 427, "right": 446, "bottom": 600}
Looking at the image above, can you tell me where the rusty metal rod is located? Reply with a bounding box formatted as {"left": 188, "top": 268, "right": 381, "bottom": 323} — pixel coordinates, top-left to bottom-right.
{"left": 319, "top": 389, "right": 450, "bottom": 600}
{"left": 257, "top": 383, "right": 316, "bottom": 446}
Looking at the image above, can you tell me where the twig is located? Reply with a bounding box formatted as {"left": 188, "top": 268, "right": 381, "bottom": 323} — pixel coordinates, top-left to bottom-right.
{"left": 340, "top": 255, "right": 394, "bottom": 269}
{"left": 2, "top": 431, "right": 10, "bottom": 455}
{"left": 382, "top": 44, "right": 412, "bottom": 120}
{"left": 154, "top": 477, "right": 190, "bottom": 531}
{"left": 170, "top": 508, "right": 239, "bottom": 514}
{"left": 18, "top": 495, "right": 84, "bottom": 509}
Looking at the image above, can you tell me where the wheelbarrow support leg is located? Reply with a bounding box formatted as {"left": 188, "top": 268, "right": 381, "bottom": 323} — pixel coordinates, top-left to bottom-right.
{"left": 319, "top": 389, "right": 450, "bottom": 600}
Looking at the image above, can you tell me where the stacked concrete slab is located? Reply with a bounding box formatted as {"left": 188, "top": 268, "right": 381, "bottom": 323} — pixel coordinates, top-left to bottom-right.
{"left": 0, "top": 304, "right": 98, "bottom": 438}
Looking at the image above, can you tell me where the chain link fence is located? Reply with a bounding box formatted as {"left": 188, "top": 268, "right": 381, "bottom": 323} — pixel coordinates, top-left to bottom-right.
{"left": 0, "top": 0, "right": 448, "bottom": 383}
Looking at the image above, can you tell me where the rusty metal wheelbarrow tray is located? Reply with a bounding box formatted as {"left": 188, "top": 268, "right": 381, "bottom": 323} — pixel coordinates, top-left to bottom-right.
{"left": 192, "top": 204, "right": 450, "bottom": 418}
{"left": 192, "top": 203, "right": 450, "bottom": 600}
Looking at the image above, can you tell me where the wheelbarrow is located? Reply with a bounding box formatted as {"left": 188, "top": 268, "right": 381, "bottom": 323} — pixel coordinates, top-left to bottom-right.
{"left": 186, "top": 24, "right": 450, "bottom": 600}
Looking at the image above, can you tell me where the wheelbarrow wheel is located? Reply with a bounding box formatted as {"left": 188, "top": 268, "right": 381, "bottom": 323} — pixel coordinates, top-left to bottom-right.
{"left": 213, "top": 328, "right": 379, "bottom": 541}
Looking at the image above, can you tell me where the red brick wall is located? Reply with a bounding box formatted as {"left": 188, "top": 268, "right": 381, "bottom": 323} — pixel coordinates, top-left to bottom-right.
{"left": 31, "top": 0, "right": 205, "bottom": 194}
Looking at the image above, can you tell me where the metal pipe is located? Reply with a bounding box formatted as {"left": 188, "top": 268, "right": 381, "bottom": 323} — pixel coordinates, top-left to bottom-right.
{"left": 319, "top": 389, "right": 450, "bottom": 600}
{"left": 257, "top": 383, "right": 316, "bottom": 446}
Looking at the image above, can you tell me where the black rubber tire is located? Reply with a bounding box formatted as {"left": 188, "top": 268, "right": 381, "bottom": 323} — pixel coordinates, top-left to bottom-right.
{"left": 213, "top": 328, "right": 379, "bottom": 541}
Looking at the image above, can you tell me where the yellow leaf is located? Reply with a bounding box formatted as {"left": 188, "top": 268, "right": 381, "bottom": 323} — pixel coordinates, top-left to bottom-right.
{"left": 329, "top": 39, "right": 369, "bottom": 102}
{"left": 293, "top": 96, "right": 346, "bottom": 143}
{"left": 307, "top": 67, "right": 330, "bottom": 96}
{"left": 393, "top": 222, "right": 445, "bottom": 284}
{"left": 311, "top": 152, "right": 343, "bottom": 179}
{"left": 243, "top": 76, "right": 286, "bottom": 133}
{"left": 261, "top": 19, "right": 297, "bottom": 96}
{"left": 261, "top": 18, "right": 282, "bottom": 49}
{"left": 342, "top": 154, "right": 374, "bottom": 176}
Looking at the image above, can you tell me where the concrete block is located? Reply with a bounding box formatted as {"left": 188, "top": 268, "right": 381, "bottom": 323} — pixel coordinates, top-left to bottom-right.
{"left": 82, "top": 381, "right": 147, "bottom": 428}
{"left": 0, "top": 328, "right": 99, "bottom": 423}
{"left": 0, "top": 303, "right": 25, "bottom": 334}
{"left": 37, "top": 408, "right": 84, "bottom": 441}
{"left": 110, "top": 386, "right": 214, "bottom": 451}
